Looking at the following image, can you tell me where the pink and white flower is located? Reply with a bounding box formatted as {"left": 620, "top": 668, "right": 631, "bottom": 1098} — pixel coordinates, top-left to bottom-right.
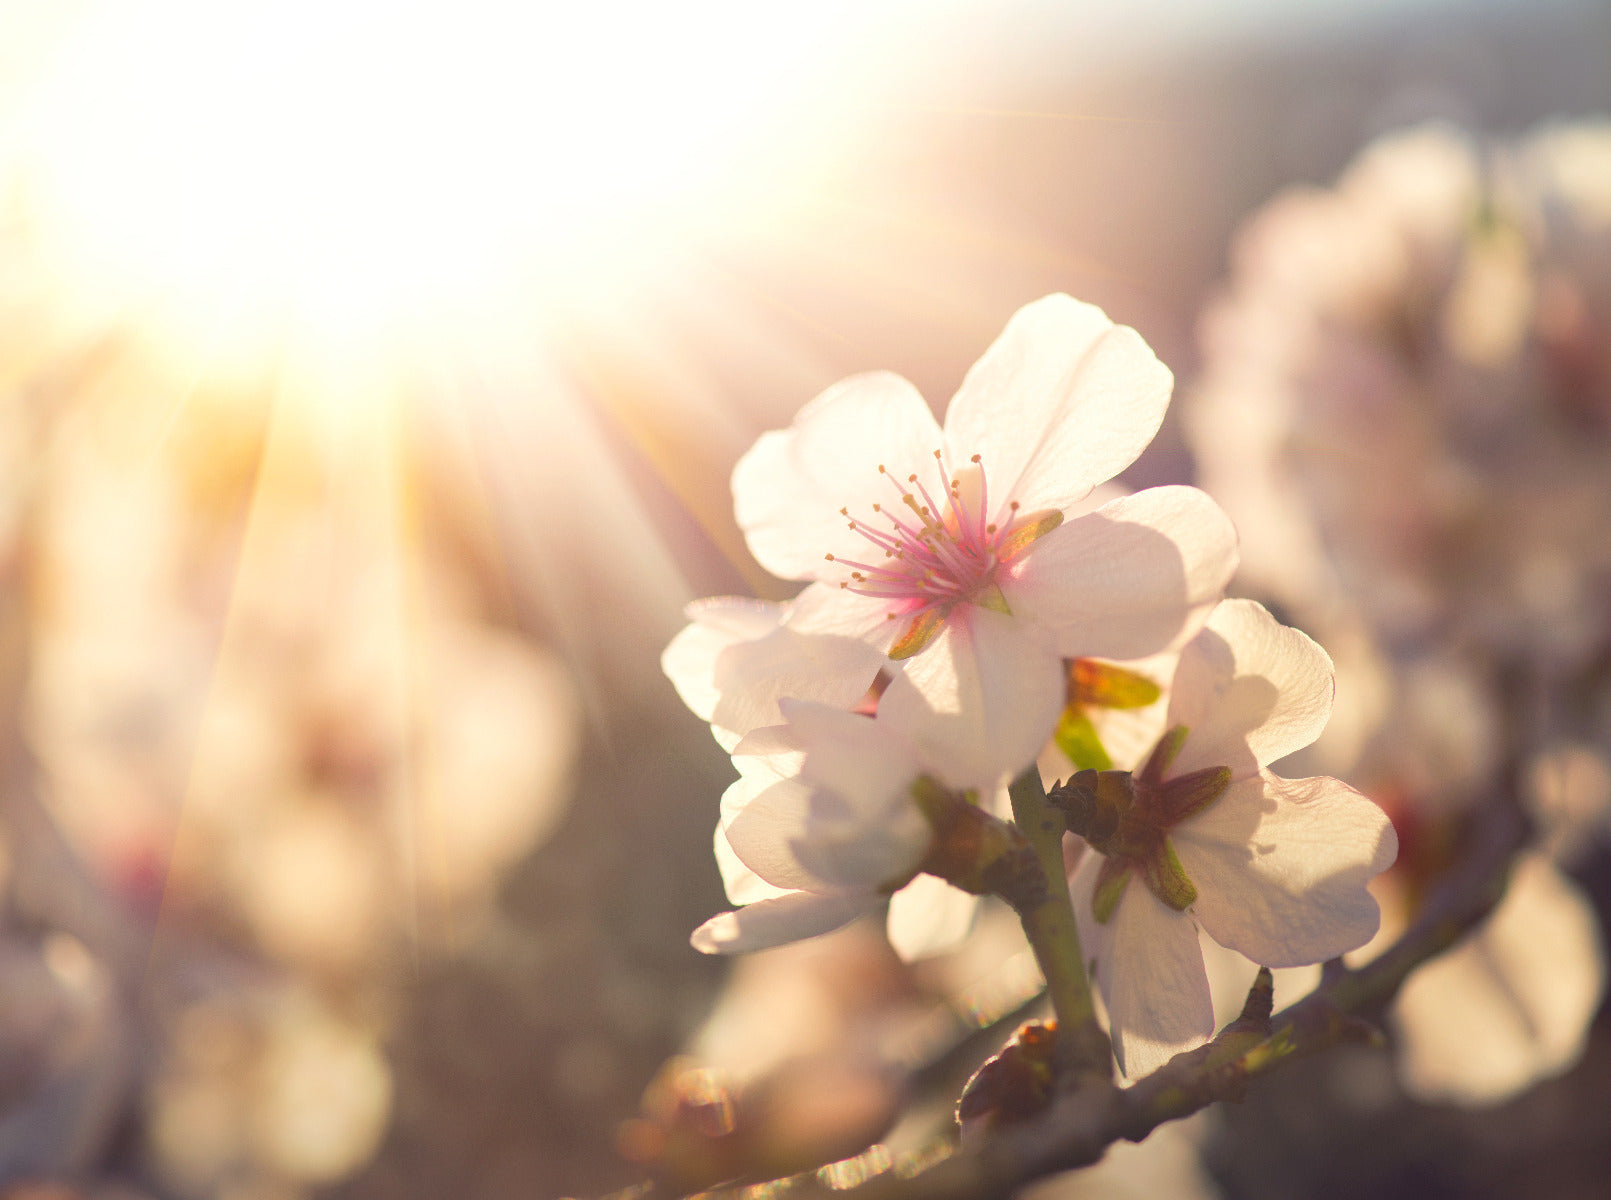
{"left": 691, "top": 682, "right": 1007, "bottom": 958}
{"left": 719, "top": 294, "right": 1238, "bottom": 777}
{"left": 1069, "top": 599, "right": 1399, "bottom": 1075}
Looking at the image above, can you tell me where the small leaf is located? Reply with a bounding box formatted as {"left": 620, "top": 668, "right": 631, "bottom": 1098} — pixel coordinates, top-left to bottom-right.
{"left": 1092, "top": 856, "right": 1132, "bottom": 924}
{"left": 1141, "top": 838, "right": 1197, "bottom": 912}
{"left": 1053, "top": 707, "right": 1113, "bottom": 771}
{"left": 1070, "top": 659, "right": 1161, "bottom": 709}
{"left": 996, "top": 509, "right": 1063, "bottom": 562}
{"left": 888, "top": 607, "right": 945, "bottom": 659}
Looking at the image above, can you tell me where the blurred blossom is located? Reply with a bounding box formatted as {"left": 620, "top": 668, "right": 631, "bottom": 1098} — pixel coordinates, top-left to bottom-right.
{"left": 1525, "top": 741, "right": 1611, "bottom": 864}
{"left": 147, "top": 987, "right": 391, "bottom": 1195}
{"left": 1389, "top": 853, "right": 1605, "bottom": 1106}
{"left": 1190, "top": 119, "right": 1611, "bottom": 1104}
{"left": 9, "top": 321, "right": 583, "bottom": 1191}
{"left": 1192, "top": 119, "right": 1611, "bottom": 665}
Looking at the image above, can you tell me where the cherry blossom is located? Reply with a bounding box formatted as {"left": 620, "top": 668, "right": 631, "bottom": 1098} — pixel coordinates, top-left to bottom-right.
{"left": 724, "top": 294, "right": 1238, "bottom": 777}
{"left": 1067, "top": 600, "right": 1398, "bottom": 1075}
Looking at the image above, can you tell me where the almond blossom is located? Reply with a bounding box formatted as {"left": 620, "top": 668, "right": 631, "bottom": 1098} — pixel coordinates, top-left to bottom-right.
{"left": 721, "top": 294, "right": 1238, "bottom": 776}
{"left": 691, "top": 682, "right": 1010, "bottom": 957}
{"left": 1066, "top": 600, "right": 1399, "bottom": 1075}
{"left": 664, "top": 598, "right": 1164, "bottom": 960}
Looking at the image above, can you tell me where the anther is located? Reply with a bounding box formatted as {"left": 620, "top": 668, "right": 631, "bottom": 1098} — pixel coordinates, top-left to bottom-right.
{"left": 871, "top": 502, "right": 881, "bottom": 511}
{"left": 825, "top": 553, "right": 835, "bottom": 561}
{"left": 1010, "top": 501, "right": 1020, "bottom": 511}
{"left": 970, "top": 454, "right": 981, "bottom": 463}
{"left": 878, "top": 464, "right": 887, "bottom": 474}
{"left": 908, "top": 474, "right": 918, "bottom": 483}
{"left": 840, "top": 507, "right": 849, "bottom": 516}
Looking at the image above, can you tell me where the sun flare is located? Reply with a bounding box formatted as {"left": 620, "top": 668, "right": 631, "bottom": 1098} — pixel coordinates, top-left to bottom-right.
{"left": 7, "top": 0, "right": 876, "bottom": 372}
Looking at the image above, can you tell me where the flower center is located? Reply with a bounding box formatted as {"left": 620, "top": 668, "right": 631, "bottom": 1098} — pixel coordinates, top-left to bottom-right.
{"left": 1048, "top": 726, "right": 1233, "bottom": 922}
{"left": 823, "top": 450, "right": 1061, "bottom": 659}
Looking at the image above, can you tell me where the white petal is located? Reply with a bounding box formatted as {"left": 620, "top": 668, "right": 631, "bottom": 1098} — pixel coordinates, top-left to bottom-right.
{"left": 721, "top": 775, "right": 832, "bottom": 892}
{"left": 714, "top": 822, "right": 794, "bottom": 906}
{"left": 1005, "top": 487, "right": 1238, "bottom": 661}
{"left": 1175, "top": 772, "right": 1396, "bottom": 967}
{"left": 661, "top": 598, "right": 786, "bottom": 730}
{"left": 942, "top": 295, "right": 1173, "bottom": 513}
{"left": 1392, "top": 853, "right": 1606, "bottom": 1104}
{"left": 733, "top": 372, "right": 943, "bottom": 581}
{"left": 784, "top": 580, "right": 902, "bottom": 652}
{"left": 1071, "top": 850, "right": 1214, "bottom": 1077}
{"left": 705, "top": 623, "right": 888, "bottom": 749}
{"left": 770, "top": 700, "right": 934, "bottom": 888}
{"left": 782, "top": 700, "right": 922, "bottom": 809}
{"left": 691, "top": 890, "right": 880, "bottom": 954}
{"left": 886, "top": 874, "right": 981, "bottom": 961}
{"left": 876, "top": 608, "right": 1064, "bottom": 789}
{"left": 1166, "top": 599, "right": 1335, "bottom": 779}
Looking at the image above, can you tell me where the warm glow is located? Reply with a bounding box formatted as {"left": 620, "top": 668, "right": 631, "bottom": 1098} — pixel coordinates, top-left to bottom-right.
{"left": 8, "top": 0, "right": 881, "bottom": 367}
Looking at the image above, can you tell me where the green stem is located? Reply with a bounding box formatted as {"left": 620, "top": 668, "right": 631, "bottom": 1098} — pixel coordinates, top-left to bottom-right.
{"left": 1007, "top": 769, "right": 1108, "bottom": 1076}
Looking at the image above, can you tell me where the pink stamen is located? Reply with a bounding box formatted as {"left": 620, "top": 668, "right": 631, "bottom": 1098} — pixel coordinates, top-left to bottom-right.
{"left": 828, "top": 452, "right": 1036, "bottom": 623}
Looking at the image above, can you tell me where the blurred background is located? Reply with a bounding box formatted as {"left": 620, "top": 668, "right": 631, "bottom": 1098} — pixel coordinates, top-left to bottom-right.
{"left": 0, "top": 1, "right": 1608, "bottom": 1198}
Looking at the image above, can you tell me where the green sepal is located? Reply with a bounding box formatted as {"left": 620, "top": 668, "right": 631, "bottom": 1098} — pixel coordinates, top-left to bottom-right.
{"left": 889, "top": 607, "right": 945, "bottom": 659}
{"left": 1149, "top": 764, "right": 1233, "bottom": 826}
{"left": 1053, "top": 707, "right": 1113, "bottom": 772}
{"left": 1091, "top": 856, "right": 1132, "bottom": 924}
{"left": 996, "top": 510, "right": 1064, "bottom": 562}
{"left": 1141, "top": 838, "right": 1197, "bottom": 912}
{"left": 1070, "top": 659, "right": 1161, "bottom": 709}
{"left": 974, "top": 580, "right": 1012, "bottom": 615}
{"left": 1138, "top": 724, "right": 1189, "bottom": 786}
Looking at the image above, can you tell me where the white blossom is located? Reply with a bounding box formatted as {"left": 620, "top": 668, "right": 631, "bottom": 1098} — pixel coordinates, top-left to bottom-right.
{"left": 714, "top": 294, "right": 1237, "bottom": 778}
{"left": 1069, "top": 600, "right": 1398, "bottom": 1075}
{"left": 691, "top": 679, "right": 1007, "bottom": 957}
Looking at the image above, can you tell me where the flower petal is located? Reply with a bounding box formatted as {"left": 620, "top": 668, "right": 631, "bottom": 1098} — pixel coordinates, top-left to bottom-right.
{"left": 714, "top": 822, "right": 794, "bottom": 906}
{"left": 1165, "top": 599, "right": 1335, "bottom": 779}
{"left": 722, "top": 742, "right": 930, "bottom": 894}
{"left": 1174, "top": 772, "right": 1396, "bottom": 968}
{"left": 1005, "top": 487, "right": 1238, "bottom": 661}
{"left": 733, "top": 371, "right": 943, "bottom": 581}
{"left": 785, "top": 580, "right": 904, "bottom": 653}
{"left": 662, "top": 597, "right": 786, "bottom": 725}
{"left": 709, "top": 627, "right": 888, "bottom": 750}
{"left": 886, "top": 873, "right": 981, "bottom": 961}
{"left": 1072, "top": 849, "right": 1214, "bottom": 1076}
{"left": 942, "top": 295, "right": 1173, "bottom": 514}
{"left": 876, "top": 607, "right": 1064, "bottom": 789}
{"left": 1392, "top": 853, "right": 1606, "bottom": 1104}
{"left": 720, "top": 775, "right": 833, "bottom": 892}
{"left": 663, "top": 597, "right": 886, "bottom": 749}
{"left": 691, "top": 890, "right": 880, "bottom": 954}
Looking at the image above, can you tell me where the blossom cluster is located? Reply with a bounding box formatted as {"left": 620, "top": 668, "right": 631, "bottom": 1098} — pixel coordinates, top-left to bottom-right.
{"left": 664, "top": 294, "right": 1398, "bottom": 1074}
{"left": 1190, "top": 121, "right": 1611, "bottom": 1103}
